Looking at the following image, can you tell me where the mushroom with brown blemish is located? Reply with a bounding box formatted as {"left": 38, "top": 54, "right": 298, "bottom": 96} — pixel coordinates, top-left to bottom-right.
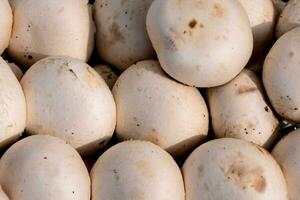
{"left": 182, "top": 138, "right": 289, "bottom": 200}
{"left": 91, "top": 140, "right": 185, "bottom": 200}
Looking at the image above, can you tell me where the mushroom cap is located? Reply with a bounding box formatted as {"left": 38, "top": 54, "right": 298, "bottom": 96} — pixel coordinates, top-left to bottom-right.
{"left": 263, "top": 27, "right": 300, "bottom": 122}
{"left": 146, "top": 0, "right": 253, "bottom": 87}
{"left": 91, "top": 140, "right": 185, "bottom": 200}
{"left": 0, "top": 135, "right": 90, "bottom": 200}
{"left": 8, "top": 0, "right": 95, "bottom": 68}
{"left": 238, "top": 0, "right": 276, "bottom": 56}
{"left": 94, "top": 0, "right": 155, "bottom": 70}
{"left": 21, "top": 56, "right": 116, "bottom": 155}
{"left": 276, "top": 0, "right": 300, "bottom": 38}
{"left": 182, "top": 138, "right": 289, "bottom": 200}
{"left": 0, "top": 0, "right": 12, "bottom": 55}
{"left": 207, "top": 69, "right": 279, "bottom": 148}
{"left": 272, "top": 129, "right": 300, "bottom": 200}
{"left": 0, "top": 57, "right": 26, "bottom": 149}
{"left": 112, "top": 60, "right": 209, "bottom": 157}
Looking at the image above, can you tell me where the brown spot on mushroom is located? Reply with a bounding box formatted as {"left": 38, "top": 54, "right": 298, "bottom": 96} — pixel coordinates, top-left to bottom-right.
{"left": 198, "top": 165, "right": 204, "bottom": 177}
{"left": 68, "top": 69, "right": 78, "bottom": 79}
{"left": 212, "top": 3, "right": 224, "bottom": 17}
{"left": 109, "top": 22, "right": 125, "bottom": 46}
{"left": 236, "top": 86, "right": 257, "bottom": 95}
{"left": 223, "top": 160, "right": 266, "bottom": 193}
{"left": 264, "top": 106, "right": 269, "bottom": 112}
{"left": 289, "top": 52, "right": 294, "bottom": 57}
{"left": 189, "top": 19, "right": 197, "bottom": 28}
{"left": 113, "top": 169, "right": 120, "bottom": 181}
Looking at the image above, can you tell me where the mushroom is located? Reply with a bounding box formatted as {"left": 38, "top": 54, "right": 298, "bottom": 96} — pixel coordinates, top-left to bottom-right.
{"left": 0, "top": 0, "right": 12, "bottom": 55}
{"left": 146, "top": 0, "right": 253, "bottom": 87}
{"left": 91, "top": 140, "right": 185, "bottom": 200}
{"left": 93, "top": 0, "right": 155, "bottom": 70}
{"left": 272, "top": 128, "right": 300, "bottom": 200}
{"left": 263, "top": 27, "right": 300, "bottom": 122}
{"left": 8, "top": 0, "right": 95, "bottom": 68}
{"left": 0, "top": 57, "right": 26, "bottom": 149}
{"left": 112, "top": 60, "right": 209, "bottom": 157}
{"left": 207, "top": 69, "right": 279, "bottom": 148}
{"left": 237, "top": 0, "right": 276, "bottom": 57}
{"left": 0, "top": 135, "right": 90, "bottom": 200}
{"left": 182, "top": 138, "right": 289, "bottom": 200}
{"left": 21, "top": 56, "right": 116, "bottom": 155}
{"left": 276, "top": 0, "right": 300, "bottom": 38}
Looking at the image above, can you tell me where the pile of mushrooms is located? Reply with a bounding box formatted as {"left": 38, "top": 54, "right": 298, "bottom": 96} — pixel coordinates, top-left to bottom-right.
{"left": 0, "top": 0, "right": 300, "bottom": 199}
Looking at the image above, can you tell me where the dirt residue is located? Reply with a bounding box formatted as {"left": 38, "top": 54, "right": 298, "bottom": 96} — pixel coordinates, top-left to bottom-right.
{"left": 236, "top": 86, "right": 257, "bottom": 95}
{"left": 212, "top": 3, "right": 224, "bottom": 17}
{"left": 223, "top": 160, "right": 266, "bottom": 193}
{"left": 189, "top": 19, "right": 197, "bottom": 28}
{"left": 108, "top": 22, "right": 125, "bottom": 46}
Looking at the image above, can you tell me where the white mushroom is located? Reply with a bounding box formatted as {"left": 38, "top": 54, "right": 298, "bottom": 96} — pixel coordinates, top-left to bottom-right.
{"left": 272, "top": 129, "right": 300, "bottom": 200}
{"left": 94, "top": 0, "right": 155, "bottom": 70}
{"left": 91, "top": 140, "right": 185, "bottom": 200}
{"left": 146, "top": 0, "right": 253, "bottom": 87}
{"left": 263, "top": 27, "right": 300, "bottom": 122}
{"left": 182, "top": 138, "right": 289, "bottom": 200}
{"left": 276, "top": 0, "right": 300, "bottom": 38}
{"left": 21, "top": 56, "right": 116, "bottom": 155}
{"left": 112, "top": 60, "right": 209, "bottom": 157}
{"left": 93, "top": 64, "right": 118, "bottom": 89}
{"left": 0, "top": 135, "right": 90, "bottom": 200}
{"left": 0, "top": 0, "right": 12, "bottom": 55}
{"left": 0, "top": 57, "right": 26, "bottom": 149}
{"left": 207, "top": 69, "right": 279, "bottom": 148}
{"left": 238, "top": 0, "right": 276, "bottom": 57}
{"left": 8, "top": 0, "right": 95, "bottom": 68}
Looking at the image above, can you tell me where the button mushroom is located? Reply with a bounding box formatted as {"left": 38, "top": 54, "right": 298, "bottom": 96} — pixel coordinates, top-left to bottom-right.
{"left": 21, "top": 56, "right": 116, "bottom": 155}
{"left": 146, "top": 0, "right": 253, "bottom": 87}
{"left": 112, "top": 60, "right": 209, "bottom": 157}
{"left": 91, "top": 140, "right": 185, "bottom": 200}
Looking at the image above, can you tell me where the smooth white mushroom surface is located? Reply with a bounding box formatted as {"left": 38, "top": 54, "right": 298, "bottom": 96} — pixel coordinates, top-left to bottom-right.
{"left": 91, "top": 140, "right": 185, "bottom": 200}
{"left": 182, "top": 138, "right": 289, "bottom": 200}
{"left": 0, "top": 0, "right": 12, "bottom": 55}
{"left": 93, "top": 64, "right": 118, "bottom": 89}
{"left": 0, "top": 135, "right": 90, "bottom": 200}
{"left": 272, "top": 129, "right": 300, "bottom": 200}
{"left": 94, "top": 0, "right": 155, "bottom": 70}
{"left": 113, "top": 60, "right": 209, "bottom": 157}
{"left": 207, "top": 69, "right": 279, "bottom": 148}
{"left": 263, "top": 27, "right": 300, "bottom": 122}
{"left": 237, "top": 0, "right": 276, "bottom": 57}
{"left": 276, "top": 0, "right": 300, "bottom": 38}
{"left": 21, "top": 56, "right": 116, "bottom": 155}
{"left": 0, "top": 57, "right": 26, "bottom": 149}
{"left": 8, "top": 0, "right": 95, "bottom": 68}
{"left": 146, "top": 0, "right": 253, "bottom": 87}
